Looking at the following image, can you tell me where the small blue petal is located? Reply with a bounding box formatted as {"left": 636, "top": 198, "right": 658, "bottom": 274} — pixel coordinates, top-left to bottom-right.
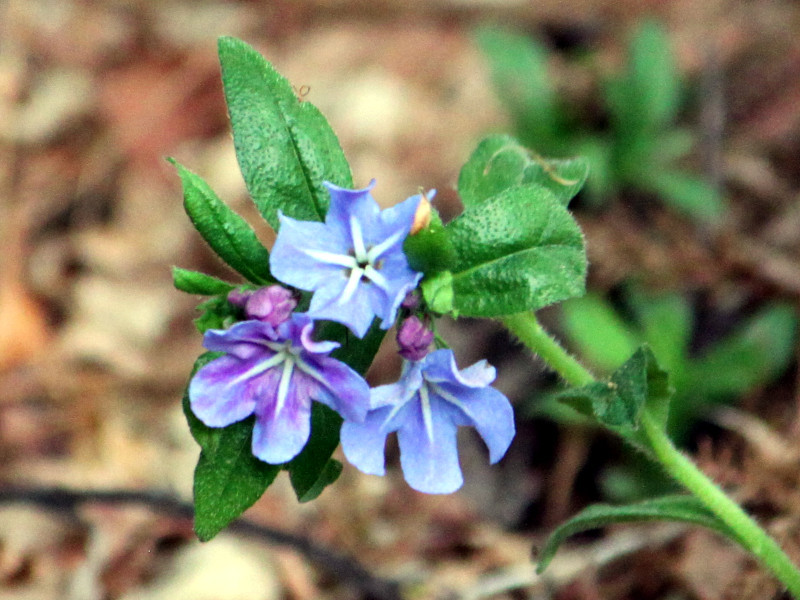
{"left": 251, "top": 376, "right": 312, "bottom": 463}
{"left": 340, "top": 407, "right": 393, "bottom": 476}
{"left": 189, "top": 354, "right": 260, "bottom": 427}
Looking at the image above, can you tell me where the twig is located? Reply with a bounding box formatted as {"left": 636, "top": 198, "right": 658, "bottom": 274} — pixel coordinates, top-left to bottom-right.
{"left": 0, "top": 486, "right": 402, "bottom": 600}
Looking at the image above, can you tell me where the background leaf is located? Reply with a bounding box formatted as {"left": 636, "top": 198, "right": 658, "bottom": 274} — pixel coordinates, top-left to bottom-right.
{"left": 286, "top": 403, "right": 344, "bottom": 503}
{"left": 218, "top": 36, "right": 352, "bottom": 228}
{"left": 536, "top": 495, "right": 741, "bottom": 573}
{"left": 446, "top": 184, "right": 586, "bottom": 317}
{"left": 171, "top": 160, "right": 274, "bottom": 284}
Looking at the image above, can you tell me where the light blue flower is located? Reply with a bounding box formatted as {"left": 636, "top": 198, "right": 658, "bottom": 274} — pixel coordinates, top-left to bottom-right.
{"left": 340, "top": 349, "right": 515, "bottom": 494}
{"left": 189, "top": 314, "right": 370, "bottom": 464}
{"left": 270, "top": 181, "right": 423, "bottom": 338}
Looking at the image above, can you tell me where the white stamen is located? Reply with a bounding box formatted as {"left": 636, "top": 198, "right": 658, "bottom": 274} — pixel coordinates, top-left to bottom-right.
{"left": 230, "top": 352, "right": 286, "bottom": 386}
{"left": 363, "top": 265, "right": 388, "bottom": 290}
{"left": 419, "top": 384, "right": 435, "bottom": 443}
{"left": 349, "top": 216, "right": 368, "bottom": 263}
{"left": 430, "top": 383, "right": 477, "bottom": 422}
{"left": 338, "top": 267, "right": 363, "bottom": 304}
{"left": 293, "top": 355, "right": 329, "bottom": 388}
{"left": 304, "top": 249, "right": 359, "bottom": 269}
{"left": 275, "top": 357, "right": 295, "bottom": 417}
{"left": 366, "top": 229, "right": 404, "bottom": 262}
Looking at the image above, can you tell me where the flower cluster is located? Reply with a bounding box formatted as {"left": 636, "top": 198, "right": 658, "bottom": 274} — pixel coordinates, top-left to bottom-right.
{"left": 189, "top": 181, "right": 515, "bottom": 493}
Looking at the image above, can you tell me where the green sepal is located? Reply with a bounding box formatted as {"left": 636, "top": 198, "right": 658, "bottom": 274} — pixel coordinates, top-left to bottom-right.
{"left": 536, "top": 494, "right": 741, "bottom": 574}
{"left": 173, "top": 267, "right": 236, "bottom": 296}
{"left": 193, "top": 296, "right": 239, "bottom": 334}
{"left": 421, "top": 271, "right": 455, "bottom": 315}
{"left": 403, "top": 211, "right": 457, "bottom": 275}
{"left": 555, "top": 346, "right": 672, "bottom": 452}
{"left": 458, "top": 135, "right": 589, "bottom": 208}
{"left": 446, "top": 184, "right": 586, "bottom": 317}
{"left": 217, "top": 36, "right": 352, "bottom": 228}
{"left": 170, "top": 159, "right": 274, "bottom": 284}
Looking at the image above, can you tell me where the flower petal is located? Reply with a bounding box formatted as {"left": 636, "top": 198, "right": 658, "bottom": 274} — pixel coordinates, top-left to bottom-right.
{"left": 251, "top": 374, "right": 312, "bottom": 464}
{"left": 202, "top": 321, "right": 276, "bottom": 359}
{"left": 396, "top": 398, "right": 463, "bottom": 494}
{"left": 423, "top": 349, "right": 496, "bottom": 387}
{"left": 340, "top": 406, "right": 393, "bottom": 476}
{"left": 189, "top": 354, "right": 261, "bottom": 427}
{"left": 433, "top": 382, "right": 515, "bottom": 464}
{"left": 301, "top": 355, "right": 371, "bottom": 422}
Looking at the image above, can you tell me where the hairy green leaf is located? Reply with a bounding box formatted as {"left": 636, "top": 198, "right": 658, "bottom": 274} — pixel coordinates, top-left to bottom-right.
{"left": 171, "top": 160, "right": 273, "bottom": 284}
{"left": 458, "top": 135, "right": 589, "bottom": 208}
{"left": 218, "top": 37, "right": 352, "bottom": 228}
{"left": 536, "top": 495, "right": 740, "bottom": 573}
{"left": 446, "top": 184, "right": 586, "bottom": 317}
{"left": 173, "top": 267, "right": 236, "bottom": 296}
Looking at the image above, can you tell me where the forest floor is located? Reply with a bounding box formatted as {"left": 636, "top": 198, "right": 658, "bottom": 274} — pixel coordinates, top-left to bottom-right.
{"left": 3, "top": 1, "right": 800, "bottom": 599}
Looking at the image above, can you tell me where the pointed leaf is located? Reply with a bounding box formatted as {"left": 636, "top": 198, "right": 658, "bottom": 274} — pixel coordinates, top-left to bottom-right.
{"left": 218, "top": 36, "right": 352, "bottom": 228}
{"left": 446, "top": 184, "right": 586, "bottom": 317}
{"left": 287, "top": 403, "right": 343, "bottom": 502}
{"left": 173, "top": 267, "right": 236, "bottom": 296}
{"left": 458, "top": 135, "right": 589, "bottom": 208}
{"left": 171, "top": 160, "right": 273, "bottom": 284}
{"left": 536, "top": 495, "right": 741, "bottom": 573}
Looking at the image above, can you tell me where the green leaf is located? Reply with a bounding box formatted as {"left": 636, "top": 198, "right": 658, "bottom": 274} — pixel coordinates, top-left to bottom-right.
{"left": 630, "top": 291, "right": 691, "bottom": 383}
{"left": 643, "top": 170, "right": 725, "bottom": 223}
{"left": 403, "top": 210, "right": 457, "bottom": 274}
{"left": 561, "top": 293, "right": 640, "bottom": 374}
{"left": 446, "top": 184, "right": 586, "bottom": 317}
{"left": 182, "top": 354, "right": 280, "bottom": 541}
{"left": 420, "top": 271, "right": 455, "bottom": 315}
{"left": 556, "top": 346, "right": 672, "bottom": 448}
{"left": 193, "top": 296, "right": 239, "bottom": 334}
{"left": 474, "top": 29, "right": 563, "bottom": 148}
{"left": 287, "top": 403, "right": 343, "bottom": 502}
{"left": 171, "top": 160, "right": 274, "bottom": 284}
{"left": 193, "top": 424, "right": 281, "bottom": 541}
{"left": 173, "top": 267, "right": 236, "bottom": 296}
{"left": 218, "top": 36, "right": 352, "bottom": 229}
{"left": 685, "top": 304, "right": 797, "bottom": 401}
{"left": 458, "top": 135, "right": 589, "bottom": 208}
{"left": 536, "top": 495, "right": 741, "bottom": 573}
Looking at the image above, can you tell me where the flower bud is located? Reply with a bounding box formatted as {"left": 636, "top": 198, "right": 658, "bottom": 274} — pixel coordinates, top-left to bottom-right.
{"left": 230, "top": 285, "right": 297, "bottom": 326}
{"left": 397, "top": 315, "right": 434, "bottom": 361}
{"left": 409, "top": 190, "right": 434, "bottom": 235}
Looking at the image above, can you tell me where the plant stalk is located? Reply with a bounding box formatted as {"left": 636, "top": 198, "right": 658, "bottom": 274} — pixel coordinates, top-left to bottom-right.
{"left": 502, "top": 310, "right": 800, "bottom": 597}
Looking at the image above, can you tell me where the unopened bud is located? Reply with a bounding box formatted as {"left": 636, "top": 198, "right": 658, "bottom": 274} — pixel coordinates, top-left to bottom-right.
{"left": 397, "top": 316, "right": 434, "bottom": 361}
{"left": 409, "top": 190, "right": 434, "bottom": 235}
{"left": 229, "top": 285, "right": 297, "bottom": 326}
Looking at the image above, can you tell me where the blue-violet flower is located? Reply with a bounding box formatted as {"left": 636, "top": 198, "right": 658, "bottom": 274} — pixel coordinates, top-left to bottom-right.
{"left": 340, "top": 349, "right": 515, "bottom": 494}
{"left": 189, "top": 314, "right": 370, "bottom": 464}
{"left": 270, "top": 180, "right": 423, "bottom": 338}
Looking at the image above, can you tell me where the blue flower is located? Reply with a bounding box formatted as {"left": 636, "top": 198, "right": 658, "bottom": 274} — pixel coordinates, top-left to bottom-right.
{"left": 270, "top": 180, "right": 423, "bottom": 338}
{"left": 340, "top": 349, "right": 515, "bottom": 494}
{"left": 189, "top": 314, "right": 370, "bottom": 464}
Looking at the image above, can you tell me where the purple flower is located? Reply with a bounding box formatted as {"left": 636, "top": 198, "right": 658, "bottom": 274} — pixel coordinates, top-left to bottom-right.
{"left": 228, "top": 285, "right": 297, "bottom": 326}
{"left": 189, "top": 314, "right": 370, "bottom": 464}
{"left": 270, "top": 180, "right": 423, "bottom": 338}
{"left": 340, "top": 349, "right": 515, "bottom": 494}
{"left": 396, "top": 316, "right": 433, "bottom": 361}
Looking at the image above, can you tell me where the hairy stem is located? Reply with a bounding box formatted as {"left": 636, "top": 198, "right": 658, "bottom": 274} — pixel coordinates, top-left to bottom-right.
{"left": 501, "top": 310, "right": 800, "bottom": 596}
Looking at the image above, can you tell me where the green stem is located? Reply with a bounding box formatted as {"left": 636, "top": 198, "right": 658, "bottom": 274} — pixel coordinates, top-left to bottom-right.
{"left": 641, "top": 411, "right": 800, "bottom": 597}
{"left": 501, "top": 312, "right": 594, "bottom": 388}
{"left": 501, "top": 310, "right": 800, "bottom": 597}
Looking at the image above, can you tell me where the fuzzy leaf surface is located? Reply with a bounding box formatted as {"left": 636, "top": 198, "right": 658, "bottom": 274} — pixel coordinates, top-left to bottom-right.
{"left": 218, "top": 37, "right": 352, "bottom": 228}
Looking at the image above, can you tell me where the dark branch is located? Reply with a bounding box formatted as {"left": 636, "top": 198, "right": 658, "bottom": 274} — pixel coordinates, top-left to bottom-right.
{"left": 0, "top": 486, "right": 402, "bottom": 600}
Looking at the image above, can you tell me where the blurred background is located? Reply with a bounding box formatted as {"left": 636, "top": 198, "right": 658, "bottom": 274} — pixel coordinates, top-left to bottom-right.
{"left": 3, "top": 0, "right": 800, "bottom": 598}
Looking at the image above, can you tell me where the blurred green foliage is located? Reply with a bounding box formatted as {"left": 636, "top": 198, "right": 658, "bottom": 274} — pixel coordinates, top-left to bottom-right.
{"left": 477, "top": 21, "right": 724, "bottom": 221}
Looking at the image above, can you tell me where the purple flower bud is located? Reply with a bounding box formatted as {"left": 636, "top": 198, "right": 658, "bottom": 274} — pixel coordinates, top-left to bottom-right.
{"left": 401, "top": 290, "right": 420, "bottom": 310}
{"left": 243, "top": 285, "right": 297, "bottom": 326}
{"left": 227, "top": 288, "right": 252, "bottom": 308}
{"left": 397, "top": 316, "right": 434, "bottom": 361}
